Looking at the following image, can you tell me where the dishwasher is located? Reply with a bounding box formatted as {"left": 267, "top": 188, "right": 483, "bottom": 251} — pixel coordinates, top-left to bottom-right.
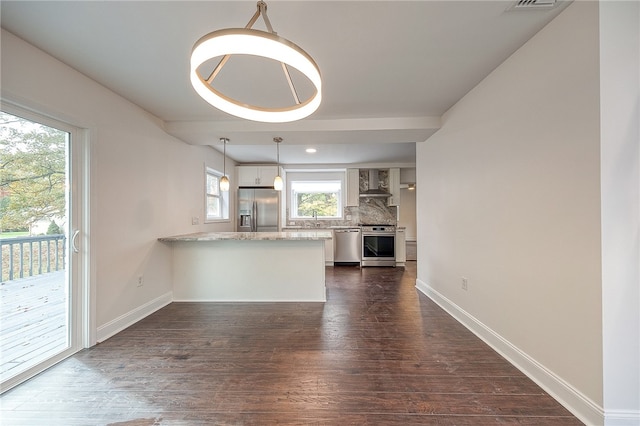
{"left": 333, "top": 228, "right": 362, "bottom": 265}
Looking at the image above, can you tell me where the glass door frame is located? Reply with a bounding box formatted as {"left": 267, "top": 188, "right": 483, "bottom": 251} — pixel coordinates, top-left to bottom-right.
{"left": 0, "top": 101, "right": 92, "bottom": 393}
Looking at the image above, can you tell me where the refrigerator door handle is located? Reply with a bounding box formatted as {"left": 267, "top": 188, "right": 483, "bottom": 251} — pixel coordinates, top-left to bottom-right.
{"left": 252, "top": 201, "right": 257, "bottom": 232}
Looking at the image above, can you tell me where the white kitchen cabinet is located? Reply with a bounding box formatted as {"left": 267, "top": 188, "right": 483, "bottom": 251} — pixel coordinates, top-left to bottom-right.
{"left": 395, "top": 227, "right": 406, "bottom": 267}
{"left": 324, "top": 232, "right": 334, "bottom": 264}
{"left": 387, "top": 167, "right": 401, "bottom": 206}
{"left": 346, "top": 168, "right": 360, "bottom": 207}
{"left": 237, "top": 166, "right": 278, "bottom": 187}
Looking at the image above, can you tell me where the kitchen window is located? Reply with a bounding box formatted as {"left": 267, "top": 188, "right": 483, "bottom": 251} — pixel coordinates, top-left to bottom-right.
{"left": 205, "top": 167, "right": 229, "bottom": 222}
{"left": 290, "top": 180, "right": 342, "bottom": 219}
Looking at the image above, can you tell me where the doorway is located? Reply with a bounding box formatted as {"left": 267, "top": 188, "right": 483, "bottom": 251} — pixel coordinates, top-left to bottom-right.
{"left": 0, "top": 106, "right": 88, "bottom": 393}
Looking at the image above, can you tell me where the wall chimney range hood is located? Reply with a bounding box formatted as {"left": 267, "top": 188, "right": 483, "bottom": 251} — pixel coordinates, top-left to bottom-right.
{"left": 360, "top": 169, "right": 391, "bottom": 198}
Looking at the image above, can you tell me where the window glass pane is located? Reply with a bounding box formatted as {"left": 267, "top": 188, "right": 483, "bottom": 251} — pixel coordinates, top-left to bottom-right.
{"left": 0, "top": 109, "right": 75, "bottom": 389}
{"left": 207, "top": 174, "right": 219, "bottom": 195}
{"left": 206, "top": 195, "right": 220, "bottom": 218}
{"left": 291, "top": 180, "right": 341, "bottom": 219}
{"left": 205, "top": 166, "right": 229, "bottom": 222}
{"left": 296, "top": 192, "right": 338, "bottom": 217}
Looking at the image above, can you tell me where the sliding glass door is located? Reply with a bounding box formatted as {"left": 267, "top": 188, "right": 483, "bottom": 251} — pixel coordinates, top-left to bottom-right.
{"left": 0, "top": 106, "right": 86, "bottom": 393}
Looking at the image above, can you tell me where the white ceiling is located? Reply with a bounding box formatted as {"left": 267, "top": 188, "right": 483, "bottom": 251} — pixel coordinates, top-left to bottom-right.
{"left": 1, "top": 0, "right": 570, "bottom": 165}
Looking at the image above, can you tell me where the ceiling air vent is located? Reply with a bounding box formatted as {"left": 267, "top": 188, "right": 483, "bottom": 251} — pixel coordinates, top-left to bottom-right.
{"left": 510, "top": 0, "right": 558, "bottom": 10}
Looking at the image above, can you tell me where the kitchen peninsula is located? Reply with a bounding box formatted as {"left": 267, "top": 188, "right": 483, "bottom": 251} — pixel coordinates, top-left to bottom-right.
{"left": 159, "top": 231, "right": 331, "bottom": 302}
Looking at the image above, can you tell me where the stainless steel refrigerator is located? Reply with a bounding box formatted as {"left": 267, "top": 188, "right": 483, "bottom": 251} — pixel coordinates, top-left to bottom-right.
{"left": 237, "top": 188, "right": 280, "bottom": 232}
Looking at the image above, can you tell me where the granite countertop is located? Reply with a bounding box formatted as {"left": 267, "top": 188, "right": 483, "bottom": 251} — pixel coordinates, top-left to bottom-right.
{"left": 282, "top": 226, "right": 360, "bottom": 230}
{"left": 283, "top": 225, "right": 404, "bottom": 230}
{"left": 158, "top": 231, "right": 333, "bottom": 242}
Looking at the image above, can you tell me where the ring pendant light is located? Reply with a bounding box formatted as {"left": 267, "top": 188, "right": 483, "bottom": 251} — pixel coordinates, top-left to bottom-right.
{"left": 190, "top": 1, "right": 322, "bottom": 123}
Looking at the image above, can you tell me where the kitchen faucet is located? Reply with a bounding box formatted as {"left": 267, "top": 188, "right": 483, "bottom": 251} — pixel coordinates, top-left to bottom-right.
{"left": 312, "top": 210, "right": 319, "bottom": 227}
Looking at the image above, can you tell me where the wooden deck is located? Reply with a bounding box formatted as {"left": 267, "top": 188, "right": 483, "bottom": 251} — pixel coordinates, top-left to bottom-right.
{"left": 0, "top": 271, "right": 68, "bottom": 382}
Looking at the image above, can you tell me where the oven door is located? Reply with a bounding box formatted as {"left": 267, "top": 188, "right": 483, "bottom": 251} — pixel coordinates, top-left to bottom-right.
{"left": 361, "top": 233, "right": 396, "bottom": 266}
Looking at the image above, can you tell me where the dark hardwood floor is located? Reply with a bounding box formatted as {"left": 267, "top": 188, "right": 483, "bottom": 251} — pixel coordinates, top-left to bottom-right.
{"left": 0, "top": 263, "right": 582, "bottom": 425}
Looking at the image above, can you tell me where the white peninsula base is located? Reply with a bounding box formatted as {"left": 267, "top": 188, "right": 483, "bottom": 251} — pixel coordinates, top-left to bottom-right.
{"left": 160, "top": 232, "right": 331, "bottom": 302}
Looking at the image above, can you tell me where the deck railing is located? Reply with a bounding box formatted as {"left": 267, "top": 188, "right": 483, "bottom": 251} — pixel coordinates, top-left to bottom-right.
{"left": 0, "top": 234, "right": 67, "bottom": 282}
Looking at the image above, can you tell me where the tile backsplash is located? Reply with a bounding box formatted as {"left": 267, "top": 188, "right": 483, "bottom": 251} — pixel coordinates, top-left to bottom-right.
{"left": 355, "top": 197, "right": 396, "bottom": 225}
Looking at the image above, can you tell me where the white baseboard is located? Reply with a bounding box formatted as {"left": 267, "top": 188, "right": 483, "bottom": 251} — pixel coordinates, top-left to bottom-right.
{"left": 604, "top": 410, "right": 640, "bottom": 426}
{"left": 415, "top": 278, "right": 605, "bottom": 426}
{"left": 96, "top": 291, "right": 172, "bottom": 342}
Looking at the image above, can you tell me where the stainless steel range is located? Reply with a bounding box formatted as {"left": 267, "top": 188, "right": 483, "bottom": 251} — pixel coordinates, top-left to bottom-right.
{"left": 361, "top": 224, "right": 396, "bottom": 267}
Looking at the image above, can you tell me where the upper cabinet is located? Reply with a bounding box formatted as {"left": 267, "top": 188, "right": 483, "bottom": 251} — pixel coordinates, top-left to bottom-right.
{"left": 237, "top": 166, "right": 278, "bottom": 187}
{"left": 346, "top": 168, "right": 360, "bottom": 207}
{"left": 387, "top": 168, "right": 401, "bottom": 206}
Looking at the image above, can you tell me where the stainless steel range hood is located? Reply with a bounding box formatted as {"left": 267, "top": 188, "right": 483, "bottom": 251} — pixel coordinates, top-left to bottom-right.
{"left": 359, "top": 169, "right": 391, "bottom": 198}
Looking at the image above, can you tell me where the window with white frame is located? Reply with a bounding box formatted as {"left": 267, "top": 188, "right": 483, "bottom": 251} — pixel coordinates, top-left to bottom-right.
{"left": 205, "top": 167, "right": 229, "bottom": 221}
{"left": 290, "top": 175, "right": 343, "bottom": 219}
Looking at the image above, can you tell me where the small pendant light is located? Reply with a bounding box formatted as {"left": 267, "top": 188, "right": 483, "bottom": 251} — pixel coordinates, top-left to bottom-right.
{"left": 273, "top": 137, "right": 283, "bottom": 191}
{"left": 219, "top": 137, "right": 230, "bottom": 192}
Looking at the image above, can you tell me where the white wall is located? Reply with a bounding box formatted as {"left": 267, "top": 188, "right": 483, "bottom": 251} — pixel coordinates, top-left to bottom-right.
{"left": 599, "top": 1, "right": 640, "bottom": 423}
{"left": 416, "top": 1, "right": 604, "bottom": 423}
{"left": 1, "top": 29, "right": 235, "bottom": 341}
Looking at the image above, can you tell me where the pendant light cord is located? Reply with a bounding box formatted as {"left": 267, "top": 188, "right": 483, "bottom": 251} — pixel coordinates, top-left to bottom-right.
{"left": 274, "top": 136, "right": 282, "bottom": 167}
{"left": 273, "top": 137, "right": 283, "bottom": 191}
{"left": 220, "top": 137, "right": 228, "bottom": 177}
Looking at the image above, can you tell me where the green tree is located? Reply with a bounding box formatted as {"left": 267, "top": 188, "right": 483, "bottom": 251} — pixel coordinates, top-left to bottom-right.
{"left": 0, "top": 112, "right": 66, "bottom": 233}
{"left": 47, "top": 220, "right": 62, "bottom": 235}
{"left": 297, "top": 192, "right": 338, "bottom": 217}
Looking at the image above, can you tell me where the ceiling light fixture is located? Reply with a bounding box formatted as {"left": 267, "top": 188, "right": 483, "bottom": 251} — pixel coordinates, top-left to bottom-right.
{"left": 190, "top": 1, "right": 322, "bottom": 123}
{"left": 273, "top": 137, "right": 283, "bottom": 191}
{"left": 219, "top": 138, "right": 230, "bottom": 192}
{"left": 305, "top": 148, "right": 317, "bottom": 154}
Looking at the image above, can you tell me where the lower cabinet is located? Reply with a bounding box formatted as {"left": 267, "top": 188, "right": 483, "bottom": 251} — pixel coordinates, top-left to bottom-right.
{"left": 395, "top": 228, "right": 406, "bottom": 266}
{"left": 324, "top": 234, "right": 334, "bottom": 264}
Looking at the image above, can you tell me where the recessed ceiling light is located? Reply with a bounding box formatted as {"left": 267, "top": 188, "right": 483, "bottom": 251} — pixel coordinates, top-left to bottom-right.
{"left": 305, "top": 148, "right": 317, "bottom": 154}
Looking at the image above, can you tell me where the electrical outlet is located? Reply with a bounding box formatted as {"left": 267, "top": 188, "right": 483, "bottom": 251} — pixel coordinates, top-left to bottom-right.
{"left": 192, "top": 216, "right": 199, "bottom": 225}
{"left": 461, "top": 277, "right": 468, "bottom": 291}
{"left": 137, "top": 275, "right": 144, "bottom": 287}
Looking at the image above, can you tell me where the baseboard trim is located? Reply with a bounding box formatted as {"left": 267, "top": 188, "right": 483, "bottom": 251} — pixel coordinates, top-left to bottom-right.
{"left": 604, "top": 410, "right": 640, "bottom": 426}
{"left": 96, "top": 291, "right": 173, "bottom": 342}
{"left": 415, "top": 278, "right": 604, "bottom": 426}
